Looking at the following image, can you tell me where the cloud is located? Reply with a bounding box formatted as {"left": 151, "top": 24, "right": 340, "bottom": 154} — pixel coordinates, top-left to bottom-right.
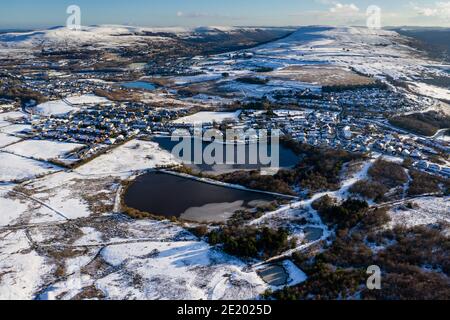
{"left": 411, "top": 1, "right": 450, "bottom": 19}
{"left": 294, "top": 2, "right": 364, "bottom": 25}
{"left": 176, "top": 11, "right": 241, "bottom": 20}
{"left": 329, "top": 3, "right": 360, "bottom": 14}
{"left": 177, "top": 11, "right": 210, "bottom": 18}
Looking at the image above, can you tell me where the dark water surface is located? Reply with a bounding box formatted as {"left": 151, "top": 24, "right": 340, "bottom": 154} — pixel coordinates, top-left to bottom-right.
{"left": 123, "top": 171, "right": 278, "bottom": 222}
{"left": 120, "top": 81, "right": 157, "bottom": 90}
{"left": 153, "top": 136, "right": 300, "bottom": 174}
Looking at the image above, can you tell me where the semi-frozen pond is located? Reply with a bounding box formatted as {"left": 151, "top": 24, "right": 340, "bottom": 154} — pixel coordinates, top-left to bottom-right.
{"left": 123, "top": 171, "right": 279, "bottom": 222}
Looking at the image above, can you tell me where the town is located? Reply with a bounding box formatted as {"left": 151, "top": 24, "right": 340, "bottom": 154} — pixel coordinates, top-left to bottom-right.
{"left": 0, "top": 23, "right": 449, "bottom": 301}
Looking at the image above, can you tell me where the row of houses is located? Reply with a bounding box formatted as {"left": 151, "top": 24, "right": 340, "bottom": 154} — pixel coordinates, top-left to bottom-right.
{"left": 32, "top": 102, "right": 189, "bottom": 145}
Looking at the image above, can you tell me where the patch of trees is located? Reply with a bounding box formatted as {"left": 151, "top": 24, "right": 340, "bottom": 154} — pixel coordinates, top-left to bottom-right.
{"left": 228, "top": 202, "right": 281, "bottom": 226}
{"left": 94, "top": 88, "right": 140, "bottom": 103}
{"left": 368, "top": 159, "right": 408, "bottom": 189}
{"left": 215, "top": 138, "right": 363, "bottom": 195}
{"left": 349, "top": 179, "right": 388, "bottom": 202}
{"left": 0, "top": 86, "right": 47, "bottom": 105}
{"left": 280, "top": 136, "right": 365, "bottom": 192}
{"left": 253, "top": 67, "right": 274, "bottom": 73}
{"left": 236, "top": 77, "right": 269, "bottom": 85}
{"left": 407, "top": 169, "right": 449, "bottom": 196}
{"left": 312, "top": 196, "right": 370, "bottom": 230}
{"left": 208, "top": 226, "right": 294, "bottom": 259}
{"left": 389, "top": 111, "right": 450, "bottom": 136}
{"left": 271, "top": 263, "right": 366, "bottom": 300}
{"left": 216, "top": 170, "right": 296, "bottom": 195}
{"left": 270, "top": 223, "right": 450, "bottom": 300}
{"left": 374, "top": 226, "right": 450, "bottom": 276}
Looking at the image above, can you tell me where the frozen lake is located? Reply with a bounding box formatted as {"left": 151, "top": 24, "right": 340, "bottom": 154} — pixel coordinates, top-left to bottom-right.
{"left": 123, "top": 171, "right": 278, "bottom": 223}
{"left": 153, "top": 136, "right": 300, "bottom": 175}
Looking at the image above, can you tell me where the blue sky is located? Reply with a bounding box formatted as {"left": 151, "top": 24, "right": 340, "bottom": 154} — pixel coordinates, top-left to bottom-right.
{"left": 1, "top": 0, "right": 449, "bottom": 29}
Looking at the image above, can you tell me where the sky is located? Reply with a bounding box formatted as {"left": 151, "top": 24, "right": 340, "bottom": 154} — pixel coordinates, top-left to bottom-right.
{"left": 0, "top": 0, "right": 449, "bottom": 29}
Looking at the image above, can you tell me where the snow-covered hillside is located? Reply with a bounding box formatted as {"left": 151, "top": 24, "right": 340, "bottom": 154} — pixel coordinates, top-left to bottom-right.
{"left": 184, "top": 26, "right": 449, "bottom": 102}
{"left": 0, "top": 25, "right": 290, "bottom": 49}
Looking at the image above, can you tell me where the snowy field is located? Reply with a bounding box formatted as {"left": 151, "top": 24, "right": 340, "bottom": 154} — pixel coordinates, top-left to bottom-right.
{"left": 75, "top": 139, "right": 178, "bottom": 177}
{"left": 173, "top": 111, "right": 241, "bottom": 125}
{"left": 64, "top": 94, "right": 110, "bottom": 105}
{"left": 0, "top": 124, "right": 31, "bottom": 135}
{"left": 184, "top": 26, "right": 449, "bottom": 102}
{"left": 0, "top": 230, "right": 52, "bottom": 300}
{"left": 0, "top": 186, "right": 66, "bottom": 226}
{"left": 407, "top": 83, "right": 450, "bottom": 101}
{"left": 98, "top": 241, "right": 266, "bottom": 300}
{"left": 32, "top": 95, "right": 110, "bottom": 116}
{"left": 0, "top": 188, "right": 29, "bottom": 226}
{"left": 388, "top": 196, "right": 450, "bottom": 228}
{"left": 0, "top": 111, "right": 25, "bottom": 127}
{"left": 0, "top": 133, "right": 20, "bottom": 148}
{"left": 2, "top": 139, "right": 85, "bottom": 161}
{"left": 0, "top": 152, "right": 60, "bottom": 182}
{"left": 33, "top": 100, "right": 78, "bottom": 116}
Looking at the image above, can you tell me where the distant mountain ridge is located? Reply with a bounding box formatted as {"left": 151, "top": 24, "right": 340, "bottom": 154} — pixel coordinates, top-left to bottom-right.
{"left": 0, "top": 25, "right": 296, "bottom": 49}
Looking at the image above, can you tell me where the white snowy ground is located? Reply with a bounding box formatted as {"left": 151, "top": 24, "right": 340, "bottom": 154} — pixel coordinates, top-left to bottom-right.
{"left": 32, "top": 94, "right": 110, "bottom": 116}
{"left": 64, "top": 94, "right": 110, "bottom": 105}
{"left": 33, "top": 100, "right": 77, "bottom": 116}
{"left": 0, "top": 124, "right": 31, "bottom": 135}
{"left": 407, "top": 82, "right": 450, "bottom": 101}
{"left": 0, "top": 152, "right": 60, "bottom": 182}
{"left": 0, "top": 133, "right": 21, "bottom": 148}
{"left": 0, "top": 111, "right": 25, "bottom": 127}
{"left": 0, "top": 139, "right": 283, "bottom": 300}
{"left": 249, "top": 159, "right": 382, "bottom": 261}
{"left": 173, "top": 111, "right": 242, "bottom": 125}
{"left": 2, "top": 140, "right": 85, "bottom": 161}
{"left": 0, "top": 25, "right": 284, "bottom": 50}
{"left": 388, "top": 196, "right": 450, "bottom": 228}
{"left": 1, "top": 139, "right": 446, "bottom": 299}
{"left": 0, "top": 230, "right": 53, "bottom": 300}
{"left": 183, "top": 26, "right": 449, "bottom": 102}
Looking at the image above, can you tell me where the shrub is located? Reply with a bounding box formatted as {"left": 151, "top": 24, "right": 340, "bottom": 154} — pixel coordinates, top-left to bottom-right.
{"left": 253, "top": 67, "right": 274, "bottom": 73}
{"left": 368, "top": 159, "right": 408, "bottom": 189}
{"left": 407, "top": 169, "right": 446, "bottom": 196}
{"left": 360, "top": 207, "right": 391, "bottom": 230}
{"left": 236, "top": 77, "right": 269, "bottom": 85}
{"left": 389, "top": 111, "right": 450, "bottom": 136}
{"left": 190, "top": 225, "right": 208, "bottom": 238}
{"left": 272, "top": 263, "right": 366, "bottom": 300}
{"left": 314, "top": 197, "right": 369, "bottom": 230}
{"left": 349, "top": 180, "right": 388, "bottom": 202}
{"left": 216, "top": 170, "right": 295, "bottom": 195}
{"left": 270, "top": 223, "right": 450, "bottom": 300}
{"left": 312, "top": 195, "right": 337, "bottom": 213}
{"left": 363, "top": 270, "right": 450, "bottom": 300}
{"left": 208, "top": 226, "right": 291, "bottom": 259}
